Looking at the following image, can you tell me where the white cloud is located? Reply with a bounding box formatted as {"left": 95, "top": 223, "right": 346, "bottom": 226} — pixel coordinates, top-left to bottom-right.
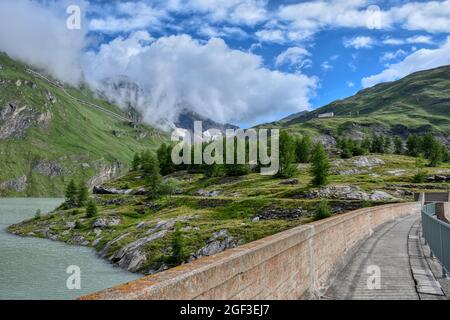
{"left": 84, "top": 32, "right": 317, "bottom": 127}
{"left": 170, "top": 0, "right": 269, "bottom": 26}
{"left": 0, "top": 0, "right": 87, "bottom": 85}
{"left": 272, "top": 0, "right": 450, "bottom": 44}
{"left": 275, "top": 47, "right": 311, "bottom": 69}
{"left": 382, "top": 35, "right": 434, "bottom": 46}
{"left": 344, "top": 36, "right": 375, "bottom": 49}
{"left": 380, "top": 49, "right": 407, "bottom": 62}
{"left": 321, "top": 61, "right": 333, "bottom": 71}
{"left": 347, "top": 81, "right": 355, "bottom": 88}
{"left": 362, "top": 36, "right": 450, "bottom": 88}
{"left": 89, "top": 2, "right": 167, "bottom": 33}
{"left": 390, "top": 0, "right": 450, "bottom": 33}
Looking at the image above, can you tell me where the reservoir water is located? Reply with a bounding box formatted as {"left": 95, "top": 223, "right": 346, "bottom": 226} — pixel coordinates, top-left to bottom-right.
{"left": 0, "top": 198, "right": 139, "bottom": 300}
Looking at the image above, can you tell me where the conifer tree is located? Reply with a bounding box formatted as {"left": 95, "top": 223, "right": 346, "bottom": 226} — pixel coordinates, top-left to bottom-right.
{"left": 310, "top": 143, "right": 330, "bottom": 187}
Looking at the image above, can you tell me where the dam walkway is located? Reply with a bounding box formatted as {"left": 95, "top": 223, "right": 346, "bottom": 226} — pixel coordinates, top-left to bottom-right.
{"left": 324, "top": 212, "right": 446, "bottom": 300}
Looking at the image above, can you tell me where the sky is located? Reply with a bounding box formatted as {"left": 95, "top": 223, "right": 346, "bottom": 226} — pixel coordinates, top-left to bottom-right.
{"left": 0, "top": 0, "right": 449, "bottom": 129}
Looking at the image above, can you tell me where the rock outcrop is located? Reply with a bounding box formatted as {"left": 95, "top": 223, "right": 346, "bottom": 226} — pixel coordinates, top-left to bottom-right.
{"left": 0, "top": 102, "right": 52, "bottom": 139}
{"left": 190, "top": 230, "right": 239, "bottom": 261}
{"left": 32, "top": 160, "right": 64, "bottom": 177}
{"left": 302, "top": 185, "right": 396, "bottom": 201}
{"left": 111, "top": 230, "right": 168, "bottom": 272}
{"left": 0, "top": 175, "right": 27, "bottom": 192}
{"left": 88, "top": 161, "right": 123, "bottom": 188}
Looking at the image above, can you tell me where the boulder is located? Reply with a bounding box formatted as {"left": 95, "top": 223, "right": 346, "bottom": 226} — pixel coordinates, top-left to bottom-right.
{"left": 190, "top": 230, "right": 239, "bottom": 260}
{"left": 93, "top": 185, "right": 132, "bottom": 195}
{"left": 352, "top": 156, "right": 385, "bottom": 168}
{"left": 112, "top": 230, "right": 168, "bottom": 272}
{"left": 254, "top": 208, "right": 308, "bottom": 220}
{"left": 92, "top": 217, "right": 121, "bottom": 228}
{"left": 70, "top": 235, "right": 89, "bottom": 246}
{"left": 280, "top": 179, "right": 299, "bottom": 185}
{"left": 195, "top": 189, "right": 222, "bottom": 197}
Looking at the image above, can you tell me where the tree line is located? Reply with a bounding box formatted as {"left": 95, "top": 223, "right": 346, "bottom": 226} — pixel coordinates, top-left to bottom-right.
{"left": 335, "top": 133, "right": 449, "bottom": 167}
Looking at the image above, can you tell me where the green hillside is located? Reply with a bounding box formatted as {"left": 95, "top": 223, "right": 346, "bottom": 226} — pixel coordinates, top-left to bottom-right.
{"left": 0, "top": 53, "right": 167, "bottom": 197}
{"left": 268, "top": 65, "right": 450, "bottom": 142}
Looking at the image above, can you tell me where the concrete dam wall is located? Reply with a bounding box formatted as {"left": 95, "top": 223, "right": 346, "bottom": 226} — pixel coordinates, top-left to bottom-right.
{"left": 81, "top": 202, "right": 421, "bottom": 300}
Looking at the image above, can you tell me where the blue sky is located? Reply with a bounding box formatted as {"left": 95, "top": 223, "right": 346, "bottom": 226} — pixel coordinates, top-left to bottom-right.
{"left": 1, "top": 0, "right": 449, "bottom": 129}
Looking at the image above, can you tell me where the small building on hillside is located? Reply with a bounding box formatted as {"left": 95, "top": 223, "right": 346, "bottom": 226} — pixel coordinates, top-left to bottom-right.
{"left": 318, "top": 112, "right": 334, "bottom": 118}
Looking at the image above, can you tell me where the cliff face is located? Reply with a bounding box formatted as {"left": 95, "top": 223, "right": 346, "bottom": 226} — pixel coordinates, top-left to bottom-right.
{"left": 0, "top": 53, "right": 166, "bottom": 197}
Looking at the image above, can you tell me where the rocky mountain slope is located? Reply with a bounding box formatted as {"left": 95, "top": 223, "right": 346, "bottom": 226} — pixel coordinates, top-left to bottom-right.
{"left": 9, "top": 154, "right": 450, "bottom": 274}
{"left": 266, "top": 65, "right": 450, "bottom": 147}
{"left": 0, "top": 53, "right": 166, "bottom": 196}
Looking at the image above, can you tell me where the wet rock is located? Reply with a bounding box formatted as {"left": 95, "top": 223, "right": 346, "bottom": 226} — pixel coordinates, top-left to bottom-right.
{"left": 70, "top": 235, "right": 89, "bottom": 246}
{"left": 112, "top": 230, "right": 168, "bottom": 272}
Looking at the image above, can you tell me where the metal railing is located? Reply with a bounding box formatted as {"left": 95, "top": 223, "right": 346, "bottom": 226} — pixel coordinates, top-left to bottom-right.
{"left": 421, "top": 203, "right": 450, "bottom": 277}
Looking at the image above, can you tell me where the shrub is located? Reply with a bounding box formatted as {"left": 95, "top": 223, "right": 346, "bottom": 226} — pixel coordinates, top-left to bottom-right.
{"left": 315, "top": 201, "right": 332, "bottom": 220}
{"left": 34, "top": 209, "right": 42, "bottom": 220}
{"left": 412, "top": 171, "right": 427, "bottom": 183}
{"left": 170, "top": 222, "right": 187, "bottom": 264}
{"left": 85, "top": 199, "right": 98, "bottom": 218}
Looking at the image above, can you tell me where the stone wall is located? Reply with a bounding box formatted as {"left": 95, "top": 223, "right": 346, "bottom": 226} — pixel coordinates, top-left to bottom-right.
{"left": 80, "top": 202, "right": 420, "bottom": 300}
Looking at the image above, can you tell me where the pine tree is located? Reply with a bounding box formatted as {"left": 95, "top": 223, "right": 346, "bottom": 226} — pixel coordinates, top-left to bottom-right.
{"left": 85, "top": 199, "right": 98, "bottom": 218}
{"left": 77, "top": 181, "right": 89, "bottom": 207}
{"left": 170, "top": 222, "right": 186, "bottom": 264}
{"left": 142, "top": 151, "right": 162, "bottom": 199}
{"left": 131, "top": 152, "right": 141, "bottom": 171}
{"left": 394, "top": 137, "right": 403, "bottom": 155}
{"left": 277, "top": 131, "right": 297, "bottom": 178}
{"left": 310, "top": 143, "right": 330, "bottom": 187}
{"left": 296, "top": 135, "right": 312, "bottom": 163}
{"left": 406, "top": 135, "right": 421, "bottom": 157}
{"left": 65, "top": 179, "right": 78, "bottom": 208}
{"left": 157, "top": 143, "right": 169, "bottom": 175}
{"left": 361, "top": 136, "right": 372, "bottom": 153}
